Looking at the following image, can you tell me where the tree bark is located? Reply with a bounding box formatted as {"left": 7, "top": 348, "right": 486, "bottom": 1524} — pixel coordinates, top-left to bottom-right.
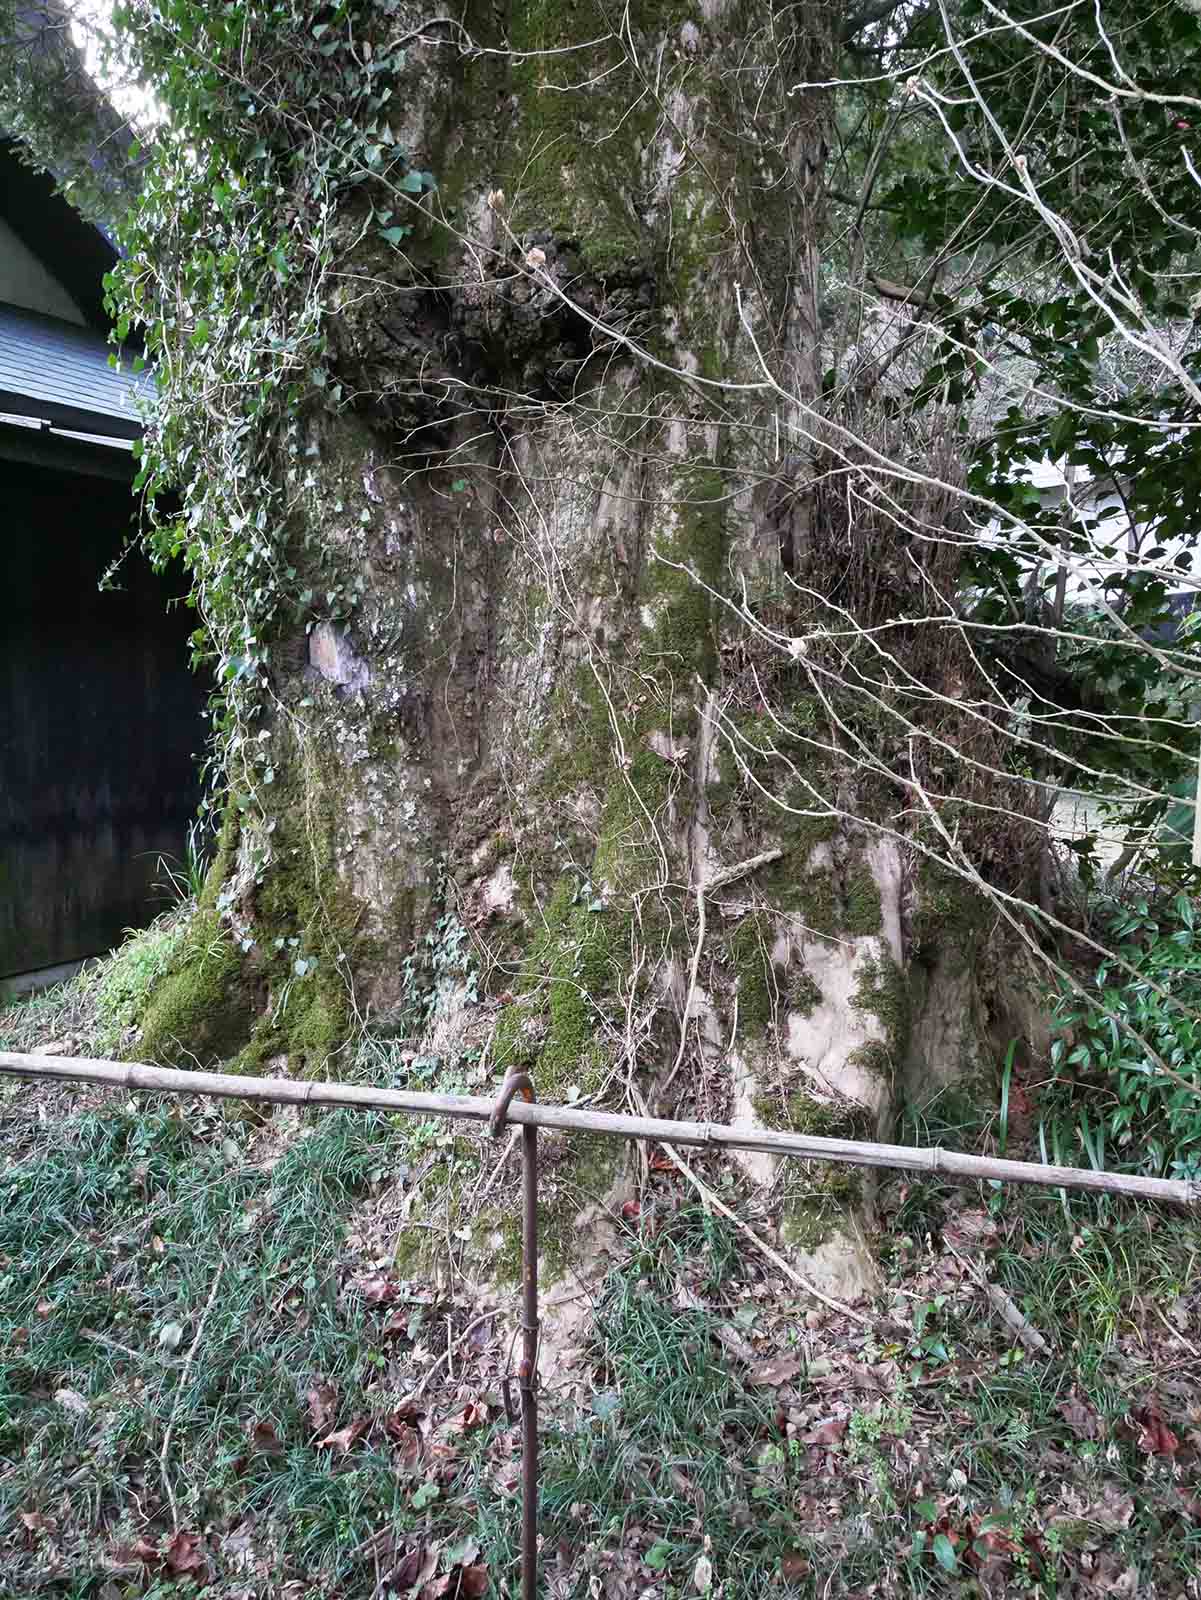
{"left": 112, "top": 0, "right": 1037, "bottom": 1301}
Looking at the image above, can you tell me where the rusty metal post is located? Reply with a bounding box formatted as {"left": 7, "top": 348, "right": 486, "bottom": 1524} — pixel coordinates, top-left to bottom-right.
{"left": 490, "top": 1072, "right": 539, "bottom": 1600}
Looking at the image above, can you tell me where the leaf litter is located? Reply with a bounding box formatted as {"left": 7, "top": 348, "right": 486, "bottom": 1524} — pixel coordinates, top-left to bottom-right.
{"left": 1, "top": 1070, "right": 1199, "bottom": 1599}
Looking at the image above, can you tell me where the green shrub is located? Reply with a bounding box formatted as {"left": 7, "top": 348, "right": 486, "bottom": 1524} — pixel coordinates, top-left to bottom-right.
{"left": 1050, "top": 893, "right": 1201, "bottom": 1180}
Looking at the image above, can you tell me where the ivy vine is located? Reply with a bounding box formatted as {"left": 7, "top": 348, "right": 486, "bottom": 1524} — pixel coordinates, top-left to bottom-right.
{"left": 105, "top": 0, "right": 436, "bottom": 803}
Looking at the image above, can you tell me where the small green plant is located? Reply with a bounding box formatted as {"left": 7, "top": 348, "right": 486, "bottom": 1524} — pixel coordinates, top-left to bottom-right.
{"left": 998, "top": 1037, "right": 1018, "bottom": 1156}
{"left": 399, "top": 910, "right": 479, "bottom": 1034}
{"left": 907, "top": 1295, "right": 952, "bottom": 1372}
{"left": 89, "top": 916, "right": 189, "bottom": 1053}
{"left": 1050, "top": 892, "right": 1201, "bottom": 1179}
{"left": 153, "top": 816, "right": 214, "bottom": 906}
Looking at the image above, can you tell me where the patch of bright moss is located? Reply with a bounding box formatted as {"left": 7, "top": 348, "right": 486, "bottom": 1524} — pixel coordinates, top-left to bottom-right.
{"left": 846, "top": 1041, "right": 894, "bottom": 1082}
{"left": 539, "top": 1132, "right": 623, "bottom": 1285}
{"left": 788, "top": 865, "right": 840, "bottom": 937}
{"left": 778, "top": 1199, "right": 836, "bottom": 1251}
{"left": 91, "top": 917, "right": 188, "bottom": 1053}
{"left": 287, "top": 981, "right": 349, "bottom": 1076}
{"left": 198, "top": 803, "right": 242, "bottom": 914}
{"left": 777, "top": 1165, "right": 863, "bottom": 1252}
{"left": 650, "top": 464, "right": 727, "bottom": 681}
{"left": 910, "top": 863, "right": 989, "bottom": 972}
{"left": 249, "top": 726, "right": 369, "bottom": 1073}
{"left": 730, "top": 914, "right": 778, "bottom": 1033}
{"left": 843, "top": 862, "right": 883, "bottom": 936}
{"left": 787, "top": 968, "right": 823, "bottom": 1017}
{"left": 494, "top": 877, "right": 625, "bottom": 1099}
{"left": 137, "top": 912, "right": 257, "bottom": 1067}
{"left": 752, "top": 1088, "right": 872, "bottom": 1141}
{"left": 851, "top": 950, "right": 909, "bottom": 1053}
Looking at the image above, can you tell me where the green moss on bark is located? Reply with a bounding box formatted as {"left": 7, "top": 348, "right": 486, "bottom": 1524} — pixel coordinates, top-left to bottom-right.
{"left": 650, "top": 465, "right": 728, "bottom": 680}
{"left": 843, "top": 862, "right": 883, "bottom": 936}
{"left": 752, "top": 1088, "right": 872, "bottom": 1141}
{"left": 730, "top": 914, "right": 778, "bottom": 1033}
{"left": 850, "top": 950, "right": 909, "bottom": 1082}
{"left": 493, "top": 877, "right": 626, "bottom": 1099}
{"left": 137, "top": 912, "right": 256, "bottom": 1066}
{"left": 911, "top": 863, "right": 990, "bottom": 973}
{"left": 788, "top": 968, "right": 823, "bottom": 1016}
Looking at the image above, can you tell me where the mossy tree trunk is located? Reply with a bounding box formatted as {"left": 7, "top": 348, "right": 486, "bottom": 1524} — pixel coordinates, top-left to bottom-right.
{"left": 122, "top": 0, "right": 1036, "bottom": 1295}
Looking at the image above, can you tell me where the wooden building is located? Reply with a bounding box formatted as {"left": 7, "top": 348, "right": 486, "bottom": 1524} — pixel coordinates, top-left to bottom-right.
{"left": 0, "top": 136, "right": 206, "bottom": 991}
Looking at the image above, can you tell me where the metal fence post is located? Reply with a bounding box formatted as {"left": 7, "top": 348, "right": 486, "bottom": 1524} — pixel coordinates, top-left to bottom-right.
{"left": 490, "top": 1071, "right": 540, "bottom": 1600}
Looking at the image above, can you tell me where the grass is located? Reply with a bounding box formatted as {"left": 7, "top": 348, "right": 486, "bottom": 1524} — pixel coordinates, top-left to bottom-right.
{"left": 0, "top": 913, "right": 187, "bottom": 1061}
{"left": 540, "top": 1210, "right": 790, "bottom": 1596}
{"left": 0, "top": 1089, "right": 521, "bottom": 1595}
{"left": 2, "top": 975, "right": 1199, "bottom": 1597}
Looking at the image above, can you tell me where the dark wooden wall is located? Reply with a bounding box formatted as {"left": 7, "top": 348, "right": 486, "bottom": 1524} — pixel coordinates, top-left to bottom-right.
{"left": 1, "top": 460, "right": 206, "bottom": 977}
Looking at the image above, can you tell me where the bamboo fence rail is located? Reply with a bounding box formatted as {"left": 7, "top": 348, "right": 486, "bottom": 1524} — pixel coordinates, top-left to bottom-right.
{"left": 2, "top": 1050, "right": 1198, "bottom": 1207}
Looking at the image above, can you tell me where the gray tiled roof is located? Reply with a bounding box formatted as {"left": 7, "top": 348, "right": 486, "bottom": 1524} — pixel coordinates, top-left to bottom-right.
{"left": 0, "top": 302, "right": 148, "bottom": 439}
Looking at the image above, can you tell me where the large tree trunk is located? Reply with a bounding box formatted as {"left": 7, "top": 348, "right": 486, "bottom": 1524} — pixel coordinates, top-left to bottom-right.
{"left": 126, "top": 0, "right": 1035, "bottom": 1305}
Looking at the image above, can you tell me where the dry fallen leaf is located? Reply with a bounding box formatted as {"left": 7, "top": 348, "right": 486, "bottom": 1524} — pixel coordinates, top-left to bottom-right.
{"left": 386, "top": 1398, "right": 428, "bottom": 1428}
{"left": 358, "top": 1272, "right": 398, "bottom": 1305}
{"left": 1090, "top": 1486, "right": 1136, "bottom": 1530}
{"left": 389, "top": 1423, "right": 423, "bottom": 1472}
{"left": 35, "top": 1299, "right": 54, "bottom": 1319}
{"left": 306, "top": 1382, "right": 337, "bottom": 1435}
{"left": 801, "top": 1417, "right": 847, "bottom": 1447}
{"left": 54, "top": 1387, "right": 89, "bottom": 1417}
{"left": 388, "top": 1546, "right": 430, "bottom": 1590}
{"left": 249, "top": 1419, "right": 287, "bottom": 1455}
{"left": 1133, "top": 1402, "right": 1179, "bottom": 1456}
{"left": 107, "top": 1537, "right": 161, "bottom": 1572}
{"left": 780, "top": 1549, "right": 810, "bottom": 1582}
{"left": 164, "top": 1531, "right": 207, "bottom": 1576}
{"left": 447, "top": 1400, "right": 489, "bottom": 1433}
{"left": 1057, "top": 1393, "right": 1102, "bottom": 1440}
{"left": 317, "top": 1418, "right": 367, "bottom": 1454}
{"left": 748, "top": 1355, "right": 803, "bottom": 1388}
{"left": 943, "top": 1209, "right": 998, "bottom": 1251}
{"left": 460, "top": 1564, "right": 490, "bottom": 1597}
{"left": 19, "top": 1510, "right": 56, "bottom": 1539}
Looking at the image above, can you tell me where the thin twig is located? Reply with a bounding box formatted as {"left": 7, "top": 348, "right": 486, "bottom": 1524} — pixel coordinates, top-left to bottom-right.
{"left": 658, "top": 1140, "right": 869, "bottom": 1325}
{"left": 666, "top": 848, "right": 784, "bottom": 1094}
{"left": 81, "top": 1328, "right": 178, "bottom": 1368}
{"left": 473, "top": 1125, "right": 520, "bottom": 1204}
{"left": 947, "top": 1244, "right": 1051, "bottom": 1355}
{"left": 408, "top": 1310, "right": 498, "bottom": 1400}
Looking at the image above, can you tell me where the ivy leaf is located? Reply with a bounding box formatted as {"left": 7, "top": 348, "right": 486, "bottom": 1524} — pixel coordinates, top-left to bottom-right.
{"left": 380, "top": 226, "right": 410, "bottom": 245}
{"left": 644, "top": 1541, "right": 672, "bottom": 1572}
{"left": 931, "top": 1534, "right": 958, "bottom": 1573}
{"left": 1047, "top": 412, "right": 1075, "bottom": 455}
